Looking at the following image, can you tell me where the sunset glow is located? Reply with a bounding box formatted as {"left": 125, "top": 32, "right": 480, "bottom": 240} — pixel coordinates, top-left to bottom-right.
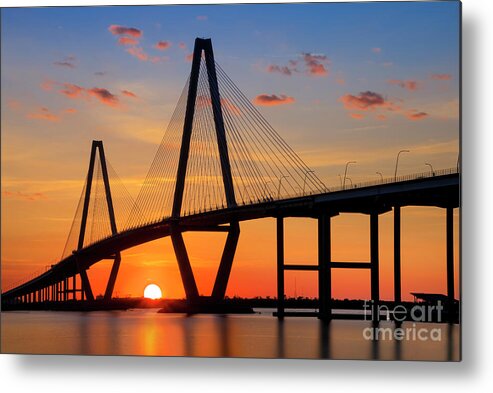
{"left": 1, "top": 2, "right": 459, "bottom": 302}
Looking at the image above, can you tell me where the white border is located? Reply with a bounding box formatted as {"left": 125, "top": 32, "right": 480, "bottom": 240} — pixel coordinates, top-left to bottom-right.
{"left": 2, "top": 0, "right": 493, "bottom": 392}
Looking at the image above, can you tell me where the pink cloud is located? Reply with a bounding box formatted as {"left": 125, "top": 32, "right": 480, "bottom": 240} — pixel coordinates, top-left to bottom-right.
{"left": 118, "top": 36, "right": 139, "bottom": 46}
{"left": 196, "top": 15, "right": 208, "bottom": 21}
{"left": 336, "top": 77, "right": 346, "bottom": 86}
{"left": 26, "top": 107, "right": 60, "bottom": 122}
{"left": 108, "top": 25, "right": 142, "bottom": 38}
{"left": 59, "top": 83, "right": 85, "bottom": 99}
{"left": 3, "top": 190, "right": 46, "bottom": 201}
{"left": 64, "top": 108, "right": 77, "bottom": 114}
{"left": 350, "top": 113, "right": 365, "bottom": 120}
{"left": 42, "top": 80, "right": 122, "bottom": 109}
{"left": 372, "top": 47, "right": 382, "bottom": 53}
{"left": 302, "top": 53, "right": 330, "bottom": 76}
{"left": 154, "top": 41, "right": 171, "bottom": 51}
{"left": 388, "top": 79, "right": 419, "bottom": 91}
{"left": 265, "top": 53, "right": 329, "bottom": 77}
{"left": 404, "top": 110, "right": 429, "bottom": 121}
{"left": 87, "top": 88, "right": 119, "bottom": 107}
{"left": 431, "top": 73, "right": 452, "bottom": 81}
{"left": 121, "top": 89, "right": 137, "bottom": 98}
{"left": 339, "top": 91, "right": 397, "bottom": 111}
{"left": 375, "top": 114, "right": 387, "bottom": 121}
{"left": 253, "top": 94, "right": 295, "bottom": 107}
{"left": 126, "top": 46, "right": 148, "bottom": 61}
{"left": 266, "top": 64, "right": 294, "bottom": 76}
{"left": 185, "top": 53, "right": 193, "bottom": 62}
{"left": 179, "top": 42, "right": 187, "bottom": 49}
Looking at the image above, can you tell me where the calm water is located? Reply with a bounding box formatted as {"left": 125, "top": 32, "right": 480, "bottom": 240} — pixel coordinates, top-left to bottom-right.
{"left": 1, "top": 309, "right": 460, "bottom": 360}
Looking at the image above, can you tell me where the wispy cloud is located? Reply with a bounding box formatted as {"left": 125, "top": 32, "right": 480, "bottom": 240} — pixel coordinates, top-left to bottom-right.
{"left": 266, "top": 64, "right": 294, "bottom": 76}
{"left": 405, "top": 110, "right": 429, "bottom": 121}
{"left": 154, "top": 40, "right": 171, "bottom": 51}
{"left": 121, "top": 89, "right": 137, "bottom": 98}
{"left": 59, "top": 83, "right": 85, "bottom": 99}
{"left": 41, "top": 80, "right": 123, "bottom": 109}
{"left": 118, "top": 36, "right": 139, "bottom": 46}
{"left": 126, "top": 46, "right": 162, "bottom": 63}
{"left": 3, "top": 190, "right": 47, "bottom": 201}
{"left": 26, "top": 107, "right": 60, "bottom": 122}
{"left": 349, "top": 113, "right": 365, "bottom": 120}
{"left": 339, "top": 90, "right": 429, "bottom": 121}
{"left": 196, "top": 15, "right": 208, "bottom": 21}
{"left": 387, "top": 79, "right": 419, "bottom": 91}
{"left": 265, "top": 52, "right": 330, "bottom": 77}
{"left": 87, "top": 88, "right": 119, "bottom": 107}
{"left": 302, "top": 53, "right": 330, "bottom": 76}
{"left": 253, "top": 94, "right": 295, "bottom": 106}
{"left": 431, "top": 73, "right": 452, "bottom": 81}
{"left": 372, "top": 47, "right": 382, "bottom": 54}
{"left": 339, "top": 91, "right": 398, "bottom": 111}
{"left": 53, "top": 55, "right": 76, "bottom": 69}
{"left": 108, "top": 25, "right": 142, "bottom": 38}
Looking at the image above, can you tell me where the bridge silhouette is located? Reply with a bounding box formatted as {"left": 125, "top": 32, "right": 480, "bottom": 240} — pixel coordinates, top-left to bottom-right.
{"left": 1, "top": 38, "right": 459, "bottom": 320}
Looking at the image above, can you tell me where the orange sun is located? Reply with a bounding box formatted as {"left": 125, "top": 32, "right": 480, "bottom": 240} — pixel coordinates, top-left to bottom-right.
{"left": 143, "top": 284, "right": 162, "bottom": 299}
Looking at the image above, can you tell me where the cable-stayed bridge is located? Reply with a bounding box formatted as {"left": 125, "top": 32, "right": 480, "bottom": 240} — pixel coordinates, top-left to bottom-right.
{"left": 1, "top": 38, "right": 459, "bottom": 319}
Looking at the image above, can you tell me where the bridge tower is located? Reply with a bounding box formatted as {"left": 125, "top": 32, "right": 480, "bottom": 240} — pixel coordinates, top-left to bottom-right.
{"left": 75, "top": 140, "right": 122, "bottom": 301}
{"left": 170, "top": 38, "right": 240, "bottom": 302}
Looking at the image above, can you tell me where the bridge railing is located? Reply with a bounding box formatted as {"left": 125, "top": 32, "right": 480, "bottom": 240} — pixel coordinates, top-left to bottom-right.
{"left": 320, "top": 167, "right": 459, "bottom": 195}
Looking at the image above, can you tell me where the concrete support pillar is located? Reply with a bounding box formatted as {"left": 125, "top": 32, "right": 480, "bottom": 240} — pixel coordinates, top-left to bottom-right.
{"left": 446, "top": 207, "right": 455, "bottom": 303}
{"left": 370, "top": 212, "right": 380, "bottom": 321}
{"left": 394, "top": 205, "right": 402, "bottom": 303}
{"left": 277, "top": 216, "right": 285, "bottom": 319}
{"left": 318, "top": 214, "right": 331, "bottom": 320}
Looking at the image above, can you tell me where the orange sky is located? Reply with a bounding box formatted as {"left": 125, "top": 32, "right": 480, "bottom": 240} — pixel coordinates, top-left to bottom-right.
{"left": 1, "top": 3, "right": 460, "bottom": 301}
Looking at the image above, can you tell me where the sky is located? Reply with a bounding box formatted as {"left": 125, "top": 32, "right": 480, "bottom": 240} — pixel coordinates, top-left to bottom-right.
{"left": 1, "top": 2, "right": 460, "bottom": 300}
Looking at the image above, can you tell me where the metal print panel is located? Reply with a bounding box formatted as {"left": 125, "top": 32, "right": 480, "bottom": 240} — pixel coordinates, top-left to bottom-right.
{"left": 1, "top": 1, "right": 461, "bottom": 360}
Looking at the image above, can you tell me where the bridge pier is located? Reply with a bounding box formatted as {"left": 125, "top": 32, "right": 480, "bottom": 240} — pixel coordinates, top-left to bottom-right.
{"left": 370, "top": 212, "right": 380, "bottom": 321}
{"left": 318, "top": 213, "right": 331, "bottom": 320}
{"left": 447, "top": 207, "right": 455, "bottom": 305}
{"left": 276, "top": 217, "right": 285, "bottom": 319}
{"left": 394, "top": 206, "right": 401, "bottom": 303}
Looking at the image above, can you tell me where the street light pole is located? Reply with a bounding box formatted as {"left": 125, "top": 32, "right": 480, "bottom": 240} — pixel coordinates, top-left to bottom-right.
{"left": 343, "top": 161, "right": 356, "bottom": 190}
{"left": 277, "top": 175, "right": 289, "bottom": 199}
{"left": 425, "top": 162, "right": 434, "bottom": 176}
{"left": 346, "top": 177, "right": 353, "bottom": 188}
{"left": 394, "top": 150, "right": 410, "bottom": 181}
{"left": 376, "top": 172, "right": 383, "bottom": 182}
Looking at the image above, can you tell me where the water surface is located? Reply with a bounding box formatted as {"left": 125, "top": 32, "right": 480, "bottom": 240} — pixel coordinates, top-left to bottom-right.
{"left": 1, "top": 308, "right": 460, "bottom": 360}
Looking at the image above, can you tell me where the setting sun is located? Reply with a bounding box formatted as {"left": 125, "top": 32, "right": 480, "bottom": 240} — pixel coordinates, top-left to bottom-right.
{"left": 143, "top": 284, "right": 162, "bottom": 299}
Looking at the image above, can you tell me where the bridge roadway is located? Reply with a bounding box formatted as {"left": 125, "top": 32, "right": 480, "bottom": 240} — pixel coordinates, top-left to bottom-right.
{"left": 1, "top": 171, "right": 459, "bottom": 303}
